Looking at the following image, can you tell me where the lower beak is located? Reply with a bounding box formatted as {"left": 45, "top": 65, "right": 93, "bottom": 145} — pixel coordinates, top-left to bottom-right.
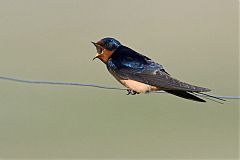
{"left": 93, "top": 53, "right": 100, "bottom": 60}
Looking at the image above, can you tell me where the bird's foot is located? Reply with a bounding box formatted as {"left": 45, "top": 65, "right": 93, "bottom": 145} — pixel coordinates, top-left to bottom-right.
{"left": 126, "top": 89, "right": 139, "bottom": 95}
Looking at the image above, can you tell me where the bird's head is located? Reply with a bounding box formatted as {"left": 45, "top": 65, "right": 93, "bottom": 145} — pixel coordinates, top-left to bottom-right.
{"left": 92, "top": 37, "right": 121, "bottom": 63}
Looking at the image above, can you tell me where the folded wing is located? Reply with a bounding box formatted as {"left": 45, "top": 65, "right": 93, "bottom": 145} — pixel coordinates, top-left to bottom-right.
{"left": 107, "top": 46, "right": 210, "bottom": 92}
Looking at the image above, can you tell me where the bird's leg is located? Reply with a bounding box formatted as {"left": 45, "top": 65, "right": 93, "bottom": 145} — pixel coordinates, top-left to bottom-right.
{"left": 126, "top": 89, "right": 139, "bottom": 95}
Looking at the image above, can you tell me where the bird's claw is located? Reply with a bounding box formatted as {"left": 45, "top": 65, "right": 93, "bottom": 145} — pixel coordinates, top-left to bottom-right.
{"left": 126, "top": 89, "right": 139, "bottom": 95}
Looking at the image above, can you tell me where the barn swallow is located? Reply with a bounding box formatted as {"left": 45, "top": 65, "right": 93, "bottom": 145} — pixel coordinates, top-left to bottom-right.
{"left": 92, "top": 37, "right": 224, "bottom": 102}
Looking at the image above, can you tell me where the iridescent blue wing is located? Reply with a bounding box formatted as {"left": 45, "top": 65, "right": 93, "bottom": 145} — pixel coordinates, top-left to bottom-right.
{"left": 107, "top": 46, "right": 210, "bottom": 92}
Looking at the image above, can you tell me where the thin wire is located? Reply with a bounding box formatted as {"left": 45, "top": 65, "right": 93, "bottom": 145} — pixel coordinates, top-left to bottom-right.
{"left": 0, "top": 76, "right": 126, "bottom": 91}
{"left": 0, "top": 76, "right": 239, "bottom": 99}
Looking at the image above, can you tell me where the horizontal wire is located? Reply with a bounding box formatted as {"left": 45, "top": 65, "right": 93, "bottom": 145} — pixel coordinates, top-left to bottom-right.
{"left": 0, "top": 76, "right": 239, "bottom": 99}
{"left": 0, "top": 76, "right": 126, "bottom": 90}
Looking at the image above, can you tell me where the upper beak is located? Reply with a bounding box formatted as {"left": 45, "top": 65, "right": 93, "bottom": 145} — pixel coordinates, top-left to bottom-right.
{"left": 91, "top": 41, "right": 97, "bottom": 47}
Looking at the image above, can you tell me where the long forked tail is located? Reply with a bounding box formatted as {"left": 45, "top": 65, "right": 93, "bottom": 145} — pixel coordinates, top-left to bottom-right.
{"left": 165, "top": 90, "right": 226, "bottom": 103}
{"left": 192, "top": 92, "right": 226, "bottom": 104}
{"left": 165, "top": 90, "right": 206, "bottom": 102}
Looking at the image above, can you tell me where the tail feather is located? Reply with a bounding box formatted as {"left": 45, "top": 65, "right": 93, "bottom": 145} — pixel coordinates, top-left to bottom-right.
{"left": 196, "top": 92, "right": 226, "bottom": 101}
{"left": 165, "top": 90, "right": 206, "bottom": 102}
{"left": 192, "top": 92, "right": 226, "bottom": 104}
{"left": 165, "top": 90, "right": 226, "bottom": 103}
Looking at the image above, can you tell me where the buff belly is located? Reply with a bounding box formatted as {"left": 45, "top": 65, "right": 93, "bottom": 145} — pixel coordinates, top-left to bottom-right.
{"left": 108, "top": 70, "right": 158, "bottom": 93}
{"left": 119, "top": 79, "right": 158, "bottom": 93}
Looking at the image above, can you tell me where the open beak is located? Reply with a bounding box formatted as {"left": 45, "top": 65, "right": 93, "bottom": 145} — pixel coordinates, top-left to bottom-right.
{"left": 91, "top": 41, "right": 99, "bottom": 60}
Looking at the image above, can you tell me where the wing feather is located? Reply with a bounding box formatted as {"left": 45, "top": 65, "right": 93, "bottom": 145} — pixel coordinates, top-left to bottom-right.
{"left": 107, "top": 46, "right": 210, "bottom": 92}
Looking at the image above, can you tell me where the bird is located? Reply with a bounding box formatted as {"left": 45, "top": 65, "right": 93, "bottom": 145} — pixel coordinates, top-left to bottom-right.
{"left": 92, "top": 37, "right": 224, "bottom": 103}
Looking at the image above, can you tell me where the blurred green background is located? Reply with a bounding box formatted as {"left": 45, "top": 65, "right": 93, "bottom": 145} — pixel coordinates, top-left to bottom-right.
{"left": 0, "top": 0, "right": 238, "bottom": 159}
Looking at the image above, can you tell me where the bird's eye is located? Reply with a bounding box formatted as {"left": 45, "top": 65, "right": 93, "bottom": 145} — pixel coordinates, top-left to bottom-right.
{"left": 97, "top": 46, "right": 103, "bottom": 54}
